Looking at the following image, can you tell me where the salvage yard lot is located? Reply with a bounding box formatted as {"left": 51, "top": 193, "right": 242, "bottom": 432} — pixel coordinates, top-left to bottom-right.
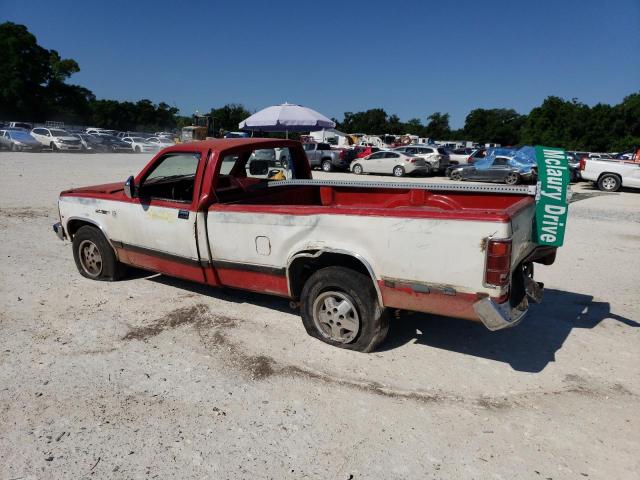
{"left": 1, "top": 152, "right": 639, "bottom": 479}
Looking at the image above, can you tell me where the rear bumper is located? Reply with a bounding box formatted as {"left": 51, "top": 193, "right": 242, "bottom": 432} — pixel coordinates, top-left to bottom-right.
{"left": 473, "top": 275, "right": 544, "bottom": 331}
{"left": 473, "top": 296, "right": 528, "bottom": 331}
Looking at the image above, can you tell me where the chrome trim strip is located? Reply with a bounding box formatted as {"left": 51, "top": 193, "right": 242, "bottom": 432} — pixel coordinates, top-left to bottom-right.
{"left": 263, "top": 179, "right": 537, "bottom": 195}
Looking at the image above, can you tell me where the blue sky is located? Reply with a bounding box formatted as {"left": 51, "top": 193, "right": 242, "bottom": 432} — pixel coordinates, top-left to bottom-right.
{"left": 2, "top": 0, "right": 638, "bottom": 127}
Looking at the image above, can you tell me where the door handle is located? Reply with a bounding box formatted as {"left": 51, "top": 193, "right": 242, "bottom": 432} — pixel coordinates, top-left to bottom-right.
{"left": 178, "top": 209, "right": 189, "bottom": 220}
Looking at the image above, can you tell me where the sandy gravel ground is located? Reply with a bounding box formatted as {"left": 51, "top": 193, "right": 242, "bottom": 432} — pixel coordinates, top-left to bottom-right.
{"left": 1, "top": 152, "right": 639, "bottom": 479}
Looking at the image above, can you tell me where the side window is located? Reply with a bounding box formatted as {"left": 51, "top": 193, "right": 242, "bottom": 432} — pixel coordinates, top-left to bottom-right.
{"left": 405, "top": 147, "right": 416, "bottom": 154}
{"left": 368, "top": 152, "right": 384, "bottom": 160}
{"left": 384, "top": 152, "right": 400, "bottom": 158}
{"left": 216, "top": 147, "right": 296, "bottom": 193}
{"left": 493, "top": 158, "right": 509, "bottom": 166}
{"left": 139, "top": 152, "right": 200, "bottom": 202}
{"left": 422, "top": 148, "right": 433, "bottom": 154}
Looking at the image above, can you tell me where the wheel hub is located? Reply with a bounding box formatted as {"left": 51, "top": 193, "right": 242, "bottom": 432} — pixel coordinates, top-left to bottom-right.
{"left": 78, "top": 240, "right": 103, "bottom": 277}
{"left": 602, "top": 177, "right": 616, "bottom": 190}
{"left": 312, "top": 291, "right": 360, "bottom": 343}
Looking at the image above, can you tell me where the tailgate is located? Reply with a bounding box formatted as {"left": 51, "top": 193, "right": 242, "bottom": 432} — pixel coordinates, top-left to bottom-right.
{"left": 508, "top": 197, "right": 537, "bottom": 269}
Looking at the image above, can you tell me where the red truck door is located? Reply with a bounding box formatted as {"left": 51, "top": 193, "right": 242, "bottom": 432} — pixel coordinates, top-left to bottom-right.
{"left": 113, "top": 150, "right": 208, "bottom": 283}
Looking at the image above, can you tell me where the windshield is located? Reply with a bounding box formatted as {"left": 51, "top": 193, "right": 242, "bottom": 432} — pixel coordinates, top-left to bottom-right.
{"left": 9, "top": 131, "right": 34, "bottom": 140}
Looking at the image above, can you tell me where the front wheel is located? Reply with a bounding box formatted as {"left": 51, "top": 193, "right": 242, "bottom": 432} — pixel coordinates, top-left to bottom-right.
{"left": 352, "top": 163, "right": 363, "bottom": 174}
{"left": 300, "top": 266, "right": 389, "bottom": 352}
{"left": 72, "top": 226, "right": 125, "bottom": 281}
{"left": 50, "top": 142, "right": 58, "bottom": 152}
{"left": 321, "top": 160, "right": 333, "bottom": 172}
{"left": 393, "top": 166, "right": 405, "bottom": 177}
{"left": 450, "top": 170, "right": 462, "bottom": 181}
{"left": 597, "top": 174, "right": 621, "bottom": 192}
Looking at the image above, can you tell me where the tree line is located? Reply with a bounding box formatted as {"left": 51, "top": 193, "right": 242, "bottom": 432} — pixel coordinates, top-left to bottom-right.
{"left": 1, "top": 22, "right": 637, "bottom": 151}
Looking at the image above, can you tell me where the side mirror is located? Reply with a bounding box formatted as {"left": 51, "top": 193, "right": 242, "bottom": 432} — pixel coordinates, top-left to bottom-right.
{"left": 124, "top": 175, "right": 135, "bottom": 198}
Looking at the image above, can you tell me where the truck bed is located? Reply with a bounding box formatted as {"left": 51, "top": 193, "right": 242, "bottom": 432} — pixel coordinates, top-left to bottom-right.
{"left": 216, "top": 179, "right": 536, "bottom": 223}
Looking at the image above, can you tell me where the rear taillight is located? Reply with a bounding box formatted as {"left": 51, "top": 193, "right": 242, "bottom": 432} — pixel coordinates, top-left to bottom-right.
{"left": 409, "top": 158, "right": 417, "bottom": 163}
{"left": 579, "top": 159, "right": 586, "bottom": 171}
{"left": 339, "top": 150, "right": 345, "bottom": 159}
{"left": 485, "top": 238, "right": 512, "bottom": 287}
{"left": 467, "top": 155, "right": 474, "bottom": 164}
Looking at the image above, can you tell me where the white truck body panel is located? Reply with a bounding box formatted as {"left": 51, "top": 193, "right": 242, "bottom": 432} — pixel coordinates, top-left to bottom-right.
{"left": 206, "top": 208, "right": 513, "bottom": 297}
{"left": 581, "top": 159, "right": 640, "bottom": 189}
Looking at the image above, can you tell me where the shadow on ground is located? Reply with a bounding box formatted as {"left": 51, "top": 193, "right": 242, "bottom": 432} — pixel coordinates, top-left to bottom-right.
{"left": 143, "top": 275, "right": 637, "bottom": 373}
{"left": 147, "top": 273, "right": 293, "bottom": 315}
{"left": 381, "top": 289, "right": 638, "bottom": 372}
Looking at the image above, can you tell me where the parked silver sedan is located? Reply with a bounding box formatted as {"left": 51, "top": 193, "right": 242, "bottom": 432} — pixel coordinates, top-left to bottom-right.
{"left": 0, "top": 129, "right": 43, "bottom": 152}
{"left": 351, "top": 150, "right": 426, "bottom": 177}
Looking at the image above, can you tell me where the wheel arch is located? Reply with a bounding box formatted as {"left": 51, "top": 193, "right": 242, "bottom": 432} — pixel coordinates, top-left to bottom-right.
{"left": 597, "top": 171, "right": 622, "bottom": 185}
{"left": 287, "top": 249, "right": 383, "bottom": 305}
{"left": 66, "top": 217, "right": 119, "bottom": 260}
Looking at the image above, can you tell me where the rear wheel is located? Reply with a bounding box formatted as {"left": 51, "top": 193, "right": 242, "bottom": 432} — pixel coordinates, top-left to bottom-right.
{"left": 300, "top": 266, "right": 388, "bottom": 352}
{"left": 450, "top": 170, "right": 462, "bottom": 181}
{"left": 597, "top": 174, "right": 621, "bottom": 192}
{"left": 505, "top": 172, "right": 520, "bottom": 185}
{"left": 322, "top": 159, "right": 333, "bottom": 172}
{"left": 393, "top": 166, "right": 405, "bottom": 177}
{"left": 72, "top": 226, "right": 125, "bottom": 281}
{"left": 352, "top": 163, "right": 363, "bottom": 174}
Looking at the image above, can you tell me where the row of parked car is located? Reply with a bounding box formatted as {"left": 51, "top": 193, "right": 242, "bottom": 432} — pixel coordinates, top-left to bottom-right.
{"left": 0, "top": 125, "right": 177, "bottom": 153}
{"left": 299, "top": 143, "right": 575, "bottom": 185}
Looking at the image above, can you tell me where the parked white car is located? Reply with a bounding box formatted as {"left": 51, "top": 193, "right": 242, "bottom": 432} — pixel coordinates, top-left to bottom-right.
{"left": 30, "top": 127, "right": 82, "bottom": 151}
{"left": 351, "top": 150, "right": 425, "bottom": 177}
{"left": 580, "top": 157, "right": 640, "bottom": 191}
{"left": 393, "top": 145, "right": 450, "bottom": 174}
{"left": 121, "top": 136, "right": 159, "bottom": 153}
{"left": 447, "top": 147, "right": 475, "bottom": 165}
{"left": 146, "top": 136, "right": 175, "bottom": 148}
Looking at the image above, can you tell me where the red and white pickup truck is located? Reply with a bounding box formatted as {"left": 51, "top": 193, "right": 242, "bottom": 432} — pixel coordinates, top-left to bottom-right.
{"left": 54, "top": 139, "right": 557, "bottom": 352}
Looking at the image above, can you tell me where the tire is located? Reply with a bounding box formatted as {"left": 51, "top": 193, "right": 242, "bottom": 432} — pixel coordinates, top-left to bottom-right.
{"left": 50, "top": 142, "right": 58, "bottom": 152}
{"left": 393, "top": 166, "right": 405, "bottom": 177}
{"left": 300, "top": 266, "right": 389, "bottom": 352}
{"left": 135, "top": 146, "right": 141, "bottom": 153}
{"left": 450, "top": 170, "right": 462, "bottom": 181}
{"left": 352, "top": 163, "right": 363, "bottom": 175}
{"left": 597, "top": 173, "right": 621, "bottom": 192}
{"left": 505, "top": 172, "right": 520, "bottom": 185}
{"left": 72, "top": 226, "right": 125, "bottom": 281}
{"left": 422, "top": 164, "right": 432, "bottom": 176}
{"left": 11, "top": 143, "right": 17, "bottom": 152}
{"left": 321, "top": 159, "right": 333, "bottom": 172}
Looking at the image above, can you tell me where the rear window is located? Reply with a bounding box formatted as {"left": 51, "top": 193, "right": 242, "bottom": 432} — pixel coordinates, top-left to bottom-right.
{"left": 437, "top": 148, "right": 447, "bottom": 155}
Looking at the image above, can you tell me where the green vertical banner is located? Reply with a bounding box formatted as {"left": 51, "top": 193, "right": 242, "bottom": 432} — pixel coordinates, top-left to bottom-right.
{"left": 534, "top": 146, "right": 570, "bottom": 247}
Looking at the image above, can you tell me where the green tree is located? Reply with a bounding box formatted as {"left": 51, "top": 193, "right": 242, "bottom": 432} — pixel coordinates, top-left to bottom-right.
{"left": 464, "top": 108, "right": 524, "bottom": 145}
{"left": 209, "top": 103, "right": 252, "bottom": 133}
{"left": 0, "top": 22, "right": 52, "bottom": 119}
{"left": 424, "top": 112, "right": 451, "bottom": 139}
